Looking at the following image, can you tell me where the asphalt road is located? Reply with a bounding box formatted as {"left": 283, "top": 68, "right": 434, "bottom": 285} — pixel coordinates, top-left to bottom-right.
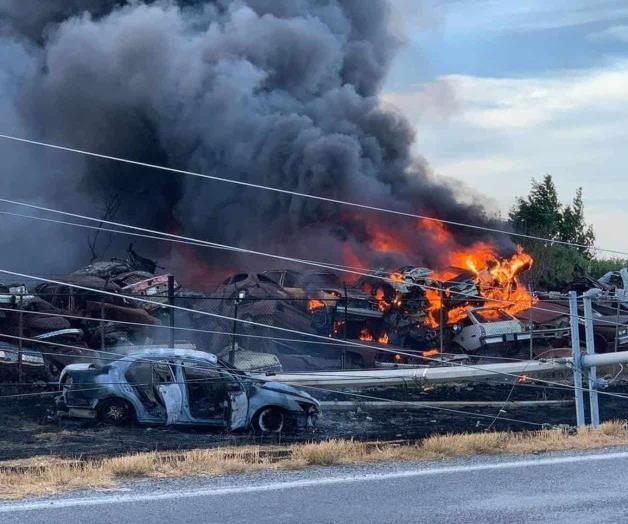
{"left": 2, "top": 448, "right": 628, "bottom": 523}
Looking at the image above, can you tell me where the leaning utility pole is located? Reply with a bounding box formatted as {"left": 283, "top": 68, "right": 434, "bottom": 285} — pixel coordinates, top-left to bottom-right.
{"left": 569, "top": 291, "right": 585, "bottom": 427}
{"left": 583, "top": 290, "right": 600, "bottom": 427}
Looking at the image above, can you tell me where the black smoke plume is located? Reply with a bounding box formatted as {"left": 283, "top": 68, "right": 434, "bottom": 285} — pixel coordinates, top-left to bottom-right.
{"left": 0, "top": 0, "right": 503, "bottom": 284}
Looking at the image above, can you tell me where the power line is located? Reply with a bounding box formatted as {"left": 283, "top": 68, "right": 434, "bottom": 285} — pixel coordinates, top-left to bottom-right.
{"left": 0, "top": 210, "right": 379, "bottom": 277}
{"left": 2, "top": 199, "right": 626, "bottom": 330}
{"left": 0, "top": 133, "right": 623, "bottom": 256}
{"left": 0, "top": 335, "right": 553, "bottom": 429}
{"left": 0, "top": 305, "right": 355, "bottom": 348}
{"left": 5, "top": 319, "right": 628, "bottom": 422}
{"left": 3, "top": 268, "right": 628, "bottom": 405}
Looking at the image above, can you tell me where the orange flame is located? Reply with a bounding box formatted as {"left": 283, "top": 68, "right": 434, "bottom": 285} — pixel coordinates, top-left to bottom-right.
{"left": 359, "top": 328, "right": 374, "bottom": 342}
{"left": 332, "top": 320, "right": 345, "bottom": 336}
{"left": 378, "top": 332, "right": 389, "bottom": 344}
{"left": 421, "top": 220, "right": 536, "bottom": 327}
{"left": 374, "top": 288, "right": 392, "bottom": 312}
{"left": 308, "top": 299, "right": 325, "bottom": 312}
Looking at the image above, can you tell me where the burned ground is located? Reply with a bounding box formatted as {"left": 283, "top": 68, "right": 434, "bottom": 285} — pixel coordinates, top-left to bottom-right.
{"left": 1, "top": 381, "right": 627, "bottom": 462}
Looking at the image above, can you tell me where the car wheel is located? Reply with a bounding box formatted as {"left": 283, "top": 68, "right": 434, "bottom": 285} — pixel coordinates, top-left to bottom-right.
{"left": 99, "top": 398, "right": 134, "bottom": 425}
{"left": 254, "top": 407, "right": 286, "bottom": 434}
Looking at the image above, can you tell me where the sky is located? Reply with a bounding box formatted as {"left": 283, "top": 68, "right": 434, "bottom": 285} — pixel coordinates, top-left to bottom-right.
{"left": 384, "top": 0, "right": 628, "bottom": 255}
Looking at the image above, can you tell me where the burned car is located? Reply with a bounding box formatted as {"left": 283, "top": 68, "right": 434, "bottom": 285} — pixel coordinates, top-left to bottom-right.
{"left": 452, "top": 307, "right": 531, "bottom": 354}
{"left": 263, "top": 269, "right": 383, "bottom": 335}
{"left": 57, "top": 348, "right": 319, "bottom": 434}
{"left": 578, "top": 302, "right": 628, "bottom": 352}
{"left": 0, "top": 342, "right": 48, "bottom": 382}
{"left": 598, "top": 268, "right": 628, "bottom": 305}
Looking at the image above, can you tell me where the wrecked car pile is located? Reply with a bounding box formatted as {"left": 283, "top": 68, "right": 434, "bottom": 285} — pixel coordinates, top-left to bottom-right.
{"left": 4, "top": 237, "right": 628, "bottom": 391}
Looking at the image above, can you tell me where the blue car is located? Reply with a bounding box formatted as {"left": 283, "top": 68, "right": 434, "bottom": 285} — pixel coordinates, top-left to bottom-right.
{"left": 57, "top": 348, "right": 319, "bottom": 434}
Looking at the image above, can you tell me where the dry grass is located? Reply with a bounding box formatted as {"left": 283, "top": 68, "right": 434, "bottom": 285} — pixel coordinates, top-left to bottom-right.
{"left": 3, "top": 421, "right": 628, "bottom": 500}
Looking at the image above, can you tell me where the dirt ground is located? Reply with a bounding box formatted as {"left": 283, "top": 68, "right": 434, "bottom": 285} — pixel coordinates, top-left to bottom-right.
{"left": 2, "top": 378, "right": 626, "bottom": 462}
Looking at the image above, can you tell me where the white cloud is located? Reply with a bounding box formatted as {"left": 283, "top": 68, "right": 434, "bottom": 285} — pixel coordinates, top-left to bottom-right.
{"left": 383, "top": 60, "right": 628, "bottom": 251}
{"left": 420, "top": 0, "right": 628, "bottom": 34}
{"left": 588, "top": 24, "right": 628, "bottom": 42}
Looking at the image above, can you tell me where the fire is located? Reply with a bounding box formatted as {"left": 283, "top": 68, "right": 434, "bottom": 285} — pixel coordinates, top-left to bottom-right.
{"left": 332, "top": 320, "right": 345, "bottom": 336}
{"left": 421, "top": 220, "right": 451, "bottom": 244}
{"left": 374, "top": 288, "right": 392, "bottom": 312}
{"left": 308, "top": 299, "right": 325, "bottom": 312}
{"left": 422, "top": 349, "right": 440, "bottom": 358}
{"left": 339, "top": 216, "right": 537, "bottom": 341}
{"left": 359, "top": 328, "right": 374, "bottom": 342}
{"left": 421, "top": 220, "right": 536, "bottom": 327}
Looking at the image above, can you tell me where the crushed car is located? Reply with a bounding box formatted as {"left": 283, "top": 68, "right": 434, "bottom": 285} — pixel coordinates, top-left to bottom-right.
{"left": 598, "top": 268, "right": 628, "bottom": 306}
{"left": 0, "top": 342, "right": 48, "bottom": 382}
{"left": 578, "top": 301, "right": 628, "bottom": 352}
{"left": 57, "top": 347, "right": 320, "bottom": 434}
{"left": 452, "top": 307, "right": 533, "bottom": 355}
{"left": 263, "top": 269, "right": 384, "bottom": 333}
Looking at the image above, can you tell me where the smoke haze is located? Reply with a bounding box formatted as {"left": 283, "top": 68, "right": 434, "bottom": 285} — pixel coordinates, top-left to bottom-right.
{"left": 0, "top": 0, "right": 504, "bottom": 284}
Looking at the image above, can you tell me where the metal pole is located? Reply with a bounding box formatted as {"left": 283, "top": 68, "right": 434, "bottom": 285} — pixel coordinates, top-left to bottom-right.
{"left": 583, "top": 295, "right": 600, "bottom": 428}
{"left": 17, "top": 294, "right": 23, "bottom": 384}
{"left": 614, "top": 300, "right": 620, "bottom": 353}
{"left": 229, "top": 300, "right": 238, "bottom": 365}
{"left": 342, "top": 283, "right": 348, "bottom": 370}
{"left": 100, "top": 300, "right": 105, "bottom": 350}
{"left": 528, "top": 291, "right": 534, "bottom": 360}
{"left": 439, "top": 289, "right": 444, "bottom": 354}
{"left": 168, "top": 275, "right": 175, "bottom": 349}
{"left": 568, "top": 291, "right": 585, "bottom": 427}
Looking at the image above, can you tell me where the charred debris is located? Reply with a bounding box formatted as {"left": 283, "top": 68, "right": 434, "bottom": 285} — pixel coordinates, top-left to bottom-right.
{"left": 2, "top": 246, "right": 628, "bottom": 383}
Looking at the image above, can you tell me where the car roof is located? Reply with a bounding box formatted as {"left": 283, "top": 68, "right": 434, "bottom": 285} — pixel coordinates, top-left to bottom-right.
{"left": 125, "top": 347, "right": 218, "bottom": 364}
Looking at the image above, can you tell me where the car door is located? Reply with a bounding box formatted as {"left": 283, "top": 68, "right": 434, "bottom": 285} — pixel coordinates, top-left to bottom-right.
{"left": 225, "top": 374, "right": 249, "bottom": 430}
{"left": 181, "top": 360, "right": 231, "bottom": 426}
{"left": 153, "top": 361, "right": 183, "bottom": 426}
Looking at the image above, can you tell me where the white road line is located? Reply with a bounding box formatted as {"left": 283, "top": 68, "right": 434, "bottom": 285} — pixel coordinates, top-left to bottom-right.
{"left": 2, "top": 451, "right": 628, "bottom": 513}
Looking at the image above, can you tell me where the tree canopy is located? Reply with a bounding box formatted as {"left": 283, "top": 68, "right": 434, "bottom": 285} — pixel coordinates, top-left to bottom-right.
{"left": 509, "top": 175, "right": 595, "bottom": 288}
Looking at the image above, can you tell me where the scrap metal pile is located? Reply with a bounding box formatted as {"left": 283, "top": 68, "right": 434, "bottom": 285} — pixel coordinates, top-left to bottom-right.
{"left": 3, "top": 242, "right": 628, "bottom": 383}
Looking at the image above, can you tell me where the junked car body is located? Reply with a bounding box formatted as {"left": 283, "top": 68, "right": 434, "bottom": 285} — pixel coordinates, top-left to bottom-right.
{"left": 263, "top": 269, "right": 383, "bottom": 322}
{"left": 57, "top": 348, "right": 319, "bottom": 434}
{"left": 598, "top": 269, "right": 628, "bottom": 304}
{"left": 453, "top": 307, "right": 532, "bottom": 353}
{"left": 578, "top": 302, "right": 628, "bottom": 352}
{"left": 0, "top": 342, "right": 48, "bottom": 382}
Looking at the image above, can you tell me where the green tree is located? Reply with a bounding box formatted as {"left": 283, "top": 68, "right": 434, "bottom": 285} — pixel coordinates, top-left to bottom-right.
{"left": 589, "top": 258, "right": 628, "bottom": 279}
{"left": 560, "top": 188, "right": 595, "bottom": 258}
{"left": 509, "top": 175, "right": 595, "bottom": 288}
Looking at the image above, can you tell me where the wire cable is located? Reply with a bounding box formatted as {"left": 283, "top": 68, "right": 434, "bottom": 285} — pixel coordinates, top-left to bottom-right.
{"left": 0, "top": 133, "right": 622, "bottom": 256}
{"left": 3, "top": 198, "right": 626, "bottom": 329}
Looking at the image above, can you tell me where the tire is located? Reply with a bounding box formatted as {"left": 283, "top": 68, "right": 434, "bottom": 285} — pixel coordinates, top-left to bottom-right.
{"left": 98, "top": 398, "right": 135, "bottom": 426}
{"left": 253, "top": 407, "right": 286, "bottom": 434}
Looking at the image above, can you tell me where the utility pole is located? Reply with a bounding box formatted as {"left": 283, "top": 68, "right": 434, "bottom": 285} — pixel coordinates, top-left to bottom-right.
{"left": 230, "top": 289, "right": 246, "bottom": 365}
{"left": 168, "top": 275, "right": 175, "bottom": 349}
{"left": 528, "top": 291, "right": 534, "bottom": 360}
{"left": 568, "top": 291, "right": 585, "bottom": 427}
{"left": 439, "top": 289, "right": 444, "bottom": 354}
{"left": 583, "top": 292, "right": 600, "bottom": 428}
{"left": 17, "top": 294, "right": 23, "bottom": 384}
{"left": 100, "top": 300, "right": 105, "bottom": 350}
{"left": 343, "top": 283, "right": 348, "bottom": 370}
